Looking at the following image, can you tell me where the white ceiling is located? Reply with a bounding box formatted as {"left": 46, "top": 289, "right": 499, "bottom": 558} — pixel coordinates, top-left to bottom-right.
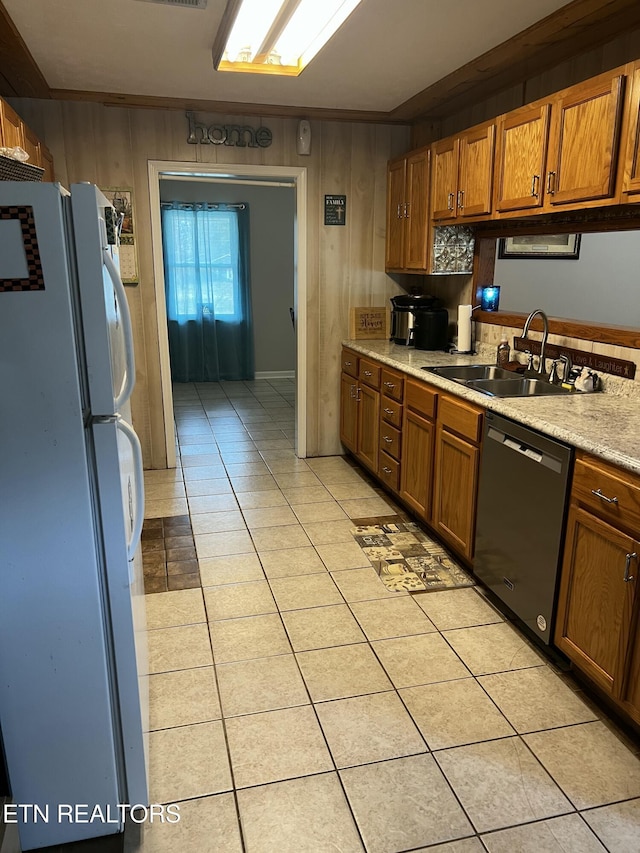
{"left": 5, "top": 0, "right": 573, "bottom": 113}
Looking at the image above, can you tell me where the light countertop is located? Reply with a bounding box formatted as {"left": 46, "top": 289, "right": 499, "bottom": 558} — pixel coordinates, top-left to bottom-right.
{"left": 343, "top": 340, "right": 640, "bottom": 475}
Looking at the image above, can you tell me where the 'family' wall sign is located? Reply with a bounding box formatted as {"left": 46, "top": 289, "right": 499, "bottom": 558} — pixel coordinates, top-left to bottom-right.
{"left": 186, "top": 112, "right": 273, "bottom": 148}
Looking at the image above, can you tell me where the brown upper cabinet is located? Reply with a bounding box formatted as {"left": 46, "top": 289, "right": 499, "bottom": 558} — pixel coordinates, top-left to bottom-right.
{"left": 494, "top": 103, "right": 551, "bottom": 213}
{"left": 544, "top": 70, "right": 625, "bottom": 209}
{"left": 0, "top": 96, "right": 54, "bottom": 180}
{"left": 621, "top": 61, "right": 640, "bottom": 200}
{"left": 385, "top": 147, "right": 430, "bottom": 272}
{"left": 0, "top": 99, "right": 24, "bottom": 150}
{"left": 431, "top": 120, "right": 495, "bottom": 222}
{"left": 495, "top": 69, "right": 625, "bottom": 215}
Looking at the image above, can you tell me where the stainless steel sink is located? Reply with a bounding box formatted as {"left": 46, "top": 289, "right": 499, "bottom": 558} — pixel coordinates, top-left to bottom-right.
{"left": 466, "top": 377, "right": 571, "bottom": 397}
{"left": 421, "top": 364, "right": 571, "bottom": 397}
{"left": 423, "top": 364, "right": 513, "bottom": 382}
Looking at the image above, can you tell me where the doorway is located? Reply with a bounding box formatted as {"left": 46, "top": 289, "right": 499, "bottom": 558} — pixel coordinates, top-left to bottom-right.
{"left": 148, "top": 161, "right": 308, "bottom": 468}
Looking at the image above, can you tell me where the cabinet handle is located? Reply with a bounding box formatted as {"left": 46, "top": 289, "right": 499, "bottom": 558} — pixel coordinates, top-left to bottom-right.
{"left": 344, "top": 360, "right": 351, "bottom": 367}
{"left": 363, "top": 370, "right": 372, "bottom": 377}
{"left": 396, "top": 203, "right": 402, "bottom": 219}
{"left": 404, "top": 203, "right": 410, "bottom": 218}
{"left": 382, "top": 466, "right": 392, "bottom": 475}
{"left": 591, "top": 488, "right": 619, "bottom": 505}
{"left": 383, "top": 381, "right": 395, "bottom": 389}
{"left": 457, "top": 189, "right": 464, "bottom": 209}
{"left": 624, "top": 552, "right": 637, "bottom": 583}
{"left": 447, "top": 192, "right": 455, "bottom": 211}
{"left": 546, "top": 171, "right": 556, "bottom": 195}
{"left": 383, "top": 436, "right": 393, "bottom": 444}
{"left": 531, "top": 174, "right": 540, "bottom": 198}
{"left": 384, "top": 407, "right": 395, "bottom": 415}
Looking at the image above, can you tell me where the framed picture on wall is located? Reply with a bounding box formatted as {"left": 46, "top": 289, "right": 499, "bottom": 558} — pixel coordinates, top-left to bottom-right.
{"left": 498, "top": 234, "right": 581, "bottom": 259}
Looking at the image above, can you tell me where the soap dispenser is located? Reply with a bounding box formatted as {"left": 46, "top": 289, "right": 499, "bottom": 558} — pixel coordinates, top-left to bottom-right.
{"left": 496, "top": 338, "right": 510, "bottom": 367}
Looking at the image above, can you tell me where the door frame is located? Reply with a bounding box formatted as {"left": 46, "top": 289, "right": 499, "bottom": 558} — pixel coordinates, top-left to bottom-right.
{"left": 148, "top": 160, "right": 308, "bottom": 467}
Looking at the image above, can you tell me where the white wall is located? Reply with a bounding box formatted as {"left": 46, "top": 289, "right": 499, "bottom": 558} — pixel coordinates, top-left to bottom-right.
{"left": 495, "top": 231, "right": 640, "bottom": 326}
{"left": 159, "top": 179, "right": 296, "bottom": 374}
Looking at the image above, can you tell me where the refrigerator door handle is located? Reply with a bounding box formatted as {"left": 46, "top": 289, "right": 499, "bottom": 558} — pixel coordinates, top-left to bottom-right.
{"left": 116, "top": 415, "right": 144, "bottom": 562}
{"left": 103, "top": 248, "right": 136, "bottom": 410}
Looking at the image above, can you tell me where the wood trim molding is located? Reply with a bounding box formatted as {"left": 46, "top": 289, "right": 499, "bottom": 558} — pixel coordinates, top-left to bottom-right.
{"left": 390, "top": 0, "right": 640, "bottom": 122}
{"left": 0, "top": 0, "right": 50, "bottom": 98}
{"left": 48, "top": 88, "right": 401, "bottom": 124}
{"left": 477, "top": 310, "right": 640, "bottom": 350}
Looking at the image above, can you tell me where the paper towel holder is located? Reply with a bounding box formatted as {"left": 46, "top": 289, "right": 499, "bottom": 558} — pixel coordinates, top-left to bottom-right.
{"left": 450, "top": 304, "right": 481, "bottom": 355}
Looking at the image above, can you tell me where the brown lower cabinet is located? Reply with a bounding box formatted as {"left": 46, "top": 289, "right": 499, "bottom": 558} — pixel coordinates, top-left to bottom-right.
{"left": 555, "top": 451, "right": 640, "bottom": 724}
{"left": 432, "top": 395, "right": 482, "bottom": 562}
{"left": 400, "top": 379, "right": 437, "bottom": 522}
{"left": 339, "top": 348, "right": 380, "bottom": 475}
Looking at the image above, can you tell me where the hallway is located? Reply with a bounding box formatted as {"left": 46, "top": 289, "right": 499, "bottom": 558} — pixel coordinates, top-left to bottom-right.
{"left": 138, "top": 378, "right": 640, "bottom": 853}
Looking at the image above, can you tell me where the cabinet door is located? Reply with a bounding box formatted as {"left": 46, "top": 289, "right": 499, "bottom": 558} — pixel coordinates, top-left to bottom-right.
{"left": 431, "top": 137, "right": 458, "bottom": 221}
{"left": 545, "top": 73, "right": 624, "bottom": 206}
{"left": 404, "top": 148, "right": 430, "bottom": 270}
{"left": 356, "top": 383, "right": 379, "bottom": 473}
{"left": 0, "top": 99, "right": 23, "bottom": 149}
{"left": 386, "top": 158, "right": 406, "bottom": 270}
{"left": 622, "top": 65, "right": 640, "bottom": 198}
{"left": 554, "top": 505, "right": 638, "bottom": 697}
{"left": 457, "top": 123, "right": 495, "bottom": 217}
{"left": 400, "top": 409, "right": 435, "bottom": 522}
{"left": 340, "top": 373, "right": 358, "bottom": 453}
{"left": 433, "top": 425, "right": 479, "bottom": 560}
{"left": 494, "top": 103, "right": 550, "bottom": 212}
{"left": 21, "top": 123, "right": 41, "bottom": 168}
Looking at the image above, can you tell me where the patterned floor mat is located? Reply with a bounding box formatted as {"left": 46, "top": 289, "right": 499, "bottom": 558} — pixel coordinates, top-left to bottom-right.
{"left": 352, "top": 518, "right": 475, "bottom": 593}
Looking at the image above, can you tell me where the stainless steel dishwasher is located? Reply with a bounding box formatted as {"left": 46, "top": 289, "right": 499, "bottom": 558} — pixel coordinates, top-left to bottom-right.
{"left": 474, "top": 412, "right": 573, "bottom": 646}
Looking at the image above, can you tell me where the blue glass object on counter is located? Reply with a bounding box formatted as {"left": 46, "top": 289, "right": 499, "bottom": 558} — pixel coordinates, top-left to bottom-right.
{"left": 481, "top": 285, "right": 501, "bottom": 312}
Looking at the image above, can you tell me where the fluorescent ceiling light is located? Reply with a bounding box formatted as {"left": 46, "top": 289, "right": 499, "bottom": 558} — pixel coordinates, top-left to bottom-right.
{"left": 214, "top": 0, "right": 363, "bottom": 76}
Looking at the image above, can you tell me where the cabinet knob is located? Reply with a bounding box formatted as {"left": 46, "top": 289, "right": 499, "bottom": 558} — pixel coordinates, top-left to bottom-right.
{"left": 624, "top": 552, "right": 637, "bottom": 583}
{"left": 591, "top": 488, "right": 618, "bottom": 505}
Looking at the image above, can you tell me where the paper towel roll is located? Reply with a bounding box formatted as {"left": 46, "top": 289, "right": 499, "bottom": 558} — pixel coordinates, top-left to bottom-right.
{"left": 457, "top": 304, "right": 472, "bottom": 352}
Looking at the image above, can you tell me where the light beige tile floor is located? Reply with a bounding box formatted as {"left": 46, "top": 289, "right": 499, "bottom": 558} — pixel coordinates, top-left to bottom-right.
{"left": 133, "top": 379, "right": 640, "bottom": 853}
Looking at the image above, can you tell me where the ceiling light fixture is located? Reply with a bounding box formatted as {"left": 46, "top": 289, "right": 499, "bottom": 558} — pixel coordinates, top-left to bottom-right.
{"left": 212, "top": 0, "right": 363, "bottom": 76}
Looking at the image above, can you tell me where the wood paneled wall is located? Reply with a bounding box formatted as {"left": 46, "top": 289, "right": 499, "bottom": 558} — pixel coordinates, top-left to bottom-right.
{"left": 11, "top": 98, "right": 410, "bottom": 467}
{"left": 411, "top": 27, "right": 640, "bottom": 147}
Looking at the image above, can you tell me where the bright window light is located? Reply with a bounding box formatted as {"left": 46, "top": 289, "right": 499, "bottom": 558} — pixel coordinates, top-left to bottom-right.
{"left": 216, "top": 0, "right": 363, "bottom": 75}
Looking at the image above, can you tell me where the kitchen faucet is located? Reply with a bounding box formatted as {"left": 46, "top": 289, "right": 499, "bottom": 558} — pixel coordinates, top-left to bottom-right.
{"left": 522, "top": 309, "right": 549, "bottom": 376}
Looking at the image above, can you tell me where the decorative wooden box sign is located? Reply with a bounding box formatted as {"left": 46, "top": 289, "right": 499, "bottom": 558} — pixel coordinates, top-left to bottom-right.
{"left": 350, "top": 307, "right": 390, "bottom": 340}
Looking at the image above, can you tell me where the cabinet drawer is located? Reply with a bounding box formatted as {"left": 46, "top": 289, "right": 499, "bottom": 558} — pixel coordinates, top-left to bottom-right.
{"left": 341, "top": 348, "right": 358, "bottom": 378}
{"left": 406, "top": 379, "right": 437, "bottom": 420}
{"left": 381, "top": 369, "right": 404, "bottom": 402}
{"left": 381, "top": 397, "right": 402, "bottom": 428}
{"left": 379, "top": 451, "right": 400, "bottom": 491}
{"left": 438, "top": 394, "right": 483, "bottom": 443}
{"left": 359, "top": 358, "right": 381, "bottom": 389}
{"left": 379, "top": 422, "right": 401, "bottom": 461}
{"left": 572, "top": 453, "right": 640, "bottom": 533}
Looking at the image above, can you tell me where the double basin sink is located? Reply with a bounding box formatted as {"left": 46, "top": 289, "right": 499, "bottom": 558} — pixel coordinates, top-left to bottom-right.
{"left": 423, "top": 364, "right": 571, "bottom": 397}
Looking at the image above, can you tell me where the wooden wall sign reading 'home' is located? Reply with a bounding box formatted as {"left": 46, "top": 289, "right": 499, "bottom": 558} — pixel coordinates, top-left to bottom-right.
{"left": 186, "top": 112, "right": 272, "bottom": 148}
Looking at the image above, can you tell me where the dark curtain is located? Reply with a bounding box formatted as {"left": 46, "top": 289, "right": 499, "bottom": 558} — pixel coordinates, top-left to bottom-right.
{"left": 161, "top": 201, "right": 254, "bottom": 381}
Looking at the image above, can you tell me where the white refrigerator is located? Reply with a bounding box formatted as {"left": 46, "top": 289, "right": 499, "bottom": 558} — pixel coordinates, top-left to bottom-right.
{"left": 0, "top": 182, "right": 148, "bottom": 850}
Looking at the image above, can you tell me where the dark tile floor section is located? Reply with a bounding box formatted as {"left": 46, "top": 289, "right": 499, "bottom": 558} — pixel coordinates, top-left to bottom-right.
{"left": 141, "top": 515, "right": 200, "bottom": 592}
